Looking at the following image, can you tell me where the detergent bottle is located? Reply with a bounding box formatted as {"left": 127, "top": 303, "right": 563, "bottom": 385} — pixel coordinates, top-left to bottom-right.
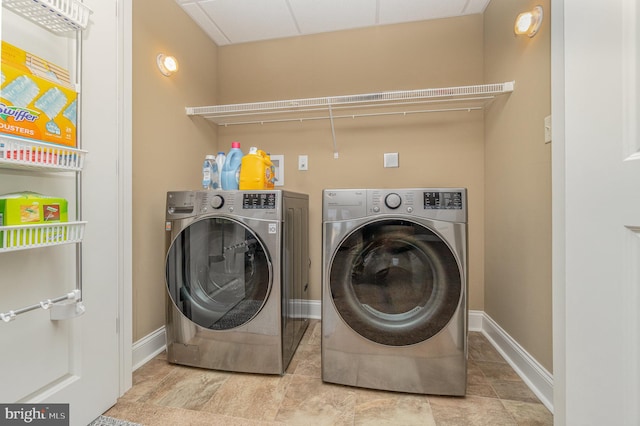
{"left": 202, "top": 154, "right": 216, "bottom": 190}
{"left": 265, "top": 152, "right": 275, "bottom": 189}
{"left": 221, "top": 142, "right": 243, "bottom": 190}
{"left": 240, "top": 147, "right": 275, "bottom": 190}
{"left": 214, "top": 151, "right": 225, "bottom": 190}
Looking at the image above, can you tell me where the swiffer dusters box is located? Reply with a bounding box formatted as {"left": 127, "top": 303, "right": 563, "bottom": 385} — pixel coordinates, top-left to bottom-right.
{"left": 0, "top": 192, "right": 68, "bottom": 248}
{"left": 0, "top": 41, "right": 77, "bottom": 147}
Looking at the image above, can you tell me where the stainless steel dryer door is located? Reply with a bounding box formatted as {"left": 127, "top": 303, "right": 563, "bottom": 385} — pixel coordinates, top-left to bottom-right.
{"left": 166, "top": 216, "right": 271, "bottom": 330}
{"left": 329, "top": 218, "right": 462, "bottom": 346}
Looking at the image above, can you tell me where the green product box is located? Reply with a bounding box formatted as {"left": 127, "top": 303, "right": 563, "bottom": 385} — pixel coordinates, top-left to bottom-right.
{"left": 0, "top": 191, "right": 68, "bottom": 248}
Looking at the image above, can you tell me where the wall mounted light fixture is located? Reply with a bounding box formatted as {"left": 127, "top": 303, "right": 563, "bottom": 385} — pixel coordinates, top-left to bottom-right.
{"left": 157, "top": 53, "right": 179, "bottom": 76}
{"left": 514, "top": 6, "right": 543, "bottom": 38}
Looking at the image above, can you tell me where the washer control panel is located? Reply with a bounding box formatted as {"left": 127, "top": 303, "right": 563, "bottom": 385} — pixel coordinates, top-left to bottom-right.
{"left": 242, "top": 192, "right": 277, "bottom": 209}
{"left": 167, "top": 190, "right": 283, "bottom": 220}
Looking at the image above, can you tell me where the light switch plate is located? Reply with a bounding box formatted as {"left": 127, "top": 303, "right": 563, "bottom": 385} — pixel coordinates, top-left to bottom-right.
{"left": 384, "top": 152, "right": 399, "bottom": 168}
{"left": 298, "top": 155, "right": 308, "bottom": 171}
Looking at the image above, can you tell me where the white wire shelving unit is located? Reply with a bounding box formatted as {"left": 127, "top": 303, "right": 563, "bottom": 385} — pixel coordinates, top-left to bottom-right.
{"left": 186, "top": 81, "right": 515, "bottom": 126}
{"left": 186, "top": 81, "right": 514, "bottom": 157}
{"left": 2, "top": 0, "right": 91, "bottom": 32}
{"left": 0, "top": 221, "right": 86, "bottom": 252}
{"left": 0, "top": 0, "right": 92, "bottom": 322}
{"left": 0, "top": 135, "right": 87, "bottom": 171}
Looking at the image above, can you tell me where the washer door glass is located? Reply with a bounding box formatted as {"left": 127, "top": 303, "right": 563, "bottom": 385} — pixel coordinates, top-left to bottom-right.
{"left": 330, "top": 219, "right": 462, "bottom": 346}
{"left": 166, "top": 217, "right": 271, "bottom": 330}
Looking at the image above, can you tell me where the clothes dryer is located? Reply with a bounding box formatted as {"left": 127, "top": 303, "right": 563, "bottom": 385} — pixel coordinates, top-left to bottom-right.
{"left": 165, "top": 190, "right": 309, "bottom": 374}
{"left": 322, "top": 188, "right": 467, "bottom": 395}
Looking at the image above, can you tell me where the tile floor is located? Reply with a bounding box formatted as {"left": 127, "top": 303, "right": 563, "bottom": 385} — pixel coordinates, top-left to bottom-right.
{"left": 104, "top": 320, "right": 553, "bottom": 425}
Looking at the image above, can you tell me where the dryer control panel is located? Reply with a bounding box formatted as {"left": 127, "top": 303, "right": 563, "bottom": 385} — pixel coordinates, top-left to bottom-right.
{"left": 323, "top": 188, "right": 467, "bottom": 223}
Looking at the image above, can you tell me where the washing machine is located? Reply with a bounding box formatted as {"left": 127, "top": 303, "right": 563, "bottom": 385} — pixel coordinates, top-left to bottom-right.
{"left": 165, "top": 190, "right": 309, "bottom": 374}
{"left": 322, "top": 188, "right": 467, "bottom": 395}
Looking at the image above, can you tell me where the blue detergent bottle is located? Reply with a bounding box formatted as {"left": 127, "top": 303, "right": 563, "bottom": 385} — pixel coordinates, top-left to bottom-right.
{"left": 214, "top": 151, "right": 226, "bottom": 190}
{"left": 221, "top": 142, "right": 244, "bottom": 190}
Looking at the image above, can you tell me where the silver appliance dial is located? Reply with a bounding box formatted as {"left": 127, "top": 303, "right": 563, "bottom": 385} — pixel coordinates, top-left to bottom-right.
{"left": 210, "top": 194, "right": 224, "bottom": 209}
{"left": 385, "top": 193, "right": 402, "bottom": 209}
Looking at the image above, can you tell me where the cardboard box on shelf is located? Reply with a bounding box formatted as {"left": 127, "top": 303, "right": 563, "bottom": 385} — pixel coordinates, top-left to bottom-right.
{"left": 0, "top": 41, "right": 77, "bottom": 148}
{"left": 0, "top": 191, "right": 69, "bottom": 248}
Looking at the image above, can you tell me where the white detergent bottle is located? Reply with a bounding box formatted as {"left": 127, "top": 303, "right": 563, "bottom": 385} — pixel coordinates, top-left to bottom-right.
{"left": 202, "top": 154, "right": 215, "bottom": 189}
{"left": 215, "top": 151, "right": 226, "bottom": 190}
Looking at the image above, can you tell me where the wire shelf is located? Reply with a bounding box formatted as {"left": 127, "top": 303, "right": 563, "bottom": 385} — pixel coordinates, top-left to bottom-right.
{"left": 0, "top": 136, "right": 86, "bottom": 172}
{"left": 186, "top": 82, "right": 515, "bottom": 126}
{"left": 0, "top": 221, "right": 86, "bottom": 252}
{"left": 2, "top": 0, "right": 92, "bottom": 32}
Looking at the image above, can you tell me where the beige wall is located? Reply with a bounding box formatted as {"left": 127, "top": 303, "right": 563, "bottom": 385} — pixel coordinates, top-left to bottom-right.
{"left": 132, "top": 0, "right": 218, "bottom": 341}
{"left": 217, "top": 16, "right": 486, "bottom": 305}
{"left": 484, "top": 0, "right": 552, "bottom": 371}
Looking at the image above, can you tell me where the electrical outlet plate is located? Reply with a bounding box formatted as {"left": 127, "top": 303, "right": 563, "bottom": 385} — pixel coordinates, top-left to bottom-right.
{"left": 298, "top": 155, "right": 308, "bottom": 171}
{"left": 384, "top": 153, "right": 399, "bottom": 168}
{"left": 270, "top": 154, "right": 284, "bottom": 186}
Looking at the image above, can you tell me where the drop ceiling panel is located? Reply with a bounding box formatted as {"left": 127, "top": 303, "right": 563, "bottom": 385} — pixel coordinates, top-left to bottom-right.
{"left": 176, "top": 0, "right": 491, "bottom": 46}
{"left": 464, "top": 0, "right": 492, "bottom": 14}
{"left": 288, "top": 0, "right": 378, "bottom": 35}
{"left": 180, "top": 2, "right": 230, "bottom": 45}
{"left": 198, "top": 0, "right": 300, "bottom": 45}
{"left": 379, "top": 0, "right": 472, "bottom": 24}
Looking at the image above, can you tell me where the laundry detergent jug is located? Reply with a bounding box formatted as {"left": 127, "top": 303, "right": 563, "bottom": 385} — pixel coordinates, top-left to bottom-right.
{"left": 221, "top": 141, "right": 243, "bottom": 190}
{"left": 239, "top": 147, "right": 274, "bottom": 190}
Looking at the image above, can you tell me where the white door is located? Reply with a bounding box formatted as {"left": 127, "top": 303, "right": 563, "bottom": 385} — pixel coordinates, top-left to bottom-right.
{"left": 0, "top": 1, "right": 127, "bottom": 425}
{"left": 554, "top": 0, "right": 640, "bottom": 424}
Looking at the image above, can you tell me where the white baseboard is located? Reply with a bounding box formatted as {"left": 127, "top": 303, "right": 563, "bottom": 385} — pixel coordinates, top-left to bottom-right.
{"left": 474, "top": 311, "right": 554, "bottom": 412}
{"left": 306, "top": 299, "right": 321, "bottom": 319}
{"left": 132, "top": 304, "right": 553, "bottom": 413}
{"left": 132, "top": 326, "right": 166, "bottom": 371}
{"left": 469, "top": 309, "right": 484, "bottom": 332}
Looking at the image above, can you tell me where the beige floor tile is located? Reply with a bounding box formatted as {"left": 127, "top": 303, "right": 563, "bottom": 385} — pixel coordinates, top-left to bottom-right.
{"left": 118, "top": 357, "right": 175, "bottom": 402}
{"left": 103, "top": 400, "right": 161, "bottom": 424}
{"left": 490, "top": 381, "right": 542, "bottom": 404}
{"left": 429, "top": 395, "right": 518, "bottom": 426}
{"left": 202, "top": 373, "right": 292, "bottom": 421}
{"left": 467, "top": 382, "right": 499, "bottom": 398}
{"left": 476, "top": 361, "right": 523, "bottom": 382}
{"left": 288, "top": 344, "right": 321, "bottom": 378}
{"left": 469, "top": 332, "right": 508, "bottom": 363}
{"left": 305, "top": 320, "right": 322, "bottom": 346}
{"left": 467, "top": 360, "right": 489, "bottom": 385}
{"left": 107, "top": 400, "right": 285, "bottom": 426}
{"left": 104, "top": 329, "right": 553, "bottom": 425}
{"left": 286, "top": 320, "right": 320, "bottom": 374}
{"left": 274, "top": 375, "right": 356, "bottom": 426}
{"left": 140, "top": 365, "right": 230, "bottom": 410}
{"left": 501, "top": 400, "right": 553, "bottom": 426}
{"left": 354, "top": 388, "right": 436, "bottom": 426}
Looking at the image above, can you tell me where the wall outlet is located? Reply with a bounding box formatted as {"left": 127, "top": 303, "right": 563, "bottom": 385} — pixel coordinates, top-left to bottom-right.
{"left": 384, "top": 152, "right": 399, "bottom": 168}
{"left": 298, "top": 155, "right": 308, "bottom": 171}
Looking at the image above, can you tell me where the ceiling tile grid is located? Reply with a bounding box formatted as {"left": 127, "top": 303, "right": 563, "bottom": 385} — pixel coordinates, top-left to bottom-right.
{"left": 176, "top": 0, "right": 491, "bottom": 46}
